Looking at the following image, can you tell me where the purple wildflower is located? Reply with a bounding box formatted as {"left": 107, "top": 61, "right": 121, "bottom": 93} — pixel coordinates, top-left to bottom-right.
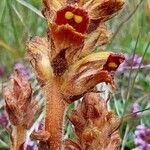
{"left": 132, "top": 145, "right": 150, "bottom": 150}
{"left": 133, "top": 124, "right": 150, "bottom": 150}
{"left": 26, "top": 139, "right": 38, "bottom": 150}
{"left": 130, "top": 103, "right": 140, "bottom": 117}
{"left": 117, "top": 54, "right": 142, "bottom": 72}
{"left": 38, "top": 122, "right": 44, "bottom": 130}
{"left": 0, "top": 112, "right": 8, "bottom": 127}
{"left": 14, "top": 63, "right": 32, "bottom": 79}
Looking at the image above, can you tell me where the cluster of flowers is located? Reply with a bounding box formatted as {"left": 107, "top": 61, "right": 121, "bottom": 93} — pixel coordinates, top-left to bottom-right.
{"left": 133, "top": 124, "right": 150, "bottom": 150}
{"left": 117, "top": 54, "right": 142, "bottom": 72}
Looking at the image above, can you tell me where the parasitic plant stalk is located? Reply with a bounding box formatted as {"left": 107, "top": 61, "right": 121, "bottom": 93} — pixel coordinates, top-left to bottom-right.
{"left": 44, "top": 77, "right": 68, "bottom": 149}
{"left": 27, "top": 0, "right": 125, "bottom": 149}
{"left": 13, "top": 126, "right": 26, "bottom": 150}
{"left": 2, "top": 0, "right": 126, "bottom": 149}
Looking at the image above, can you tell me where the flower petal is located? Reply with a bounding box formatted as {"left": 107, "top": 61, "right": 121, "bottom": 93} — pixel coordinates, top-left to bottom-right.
{"left": 88, "top": 0, "right": 125, "bottom": 21}
{"left": 50, "top": 23, "right": 84, "bottom": 58}
{"left": 55, "top": 5, "right": 89, "bottom": 33}
{"left": 49, "top": 23, "right": 84, "bottom": 75}
{"left": 79, "top": 24, "right": 112, "bottom": 58}
{"left": 103, "top": 53, "right": 125, "bottom": 72}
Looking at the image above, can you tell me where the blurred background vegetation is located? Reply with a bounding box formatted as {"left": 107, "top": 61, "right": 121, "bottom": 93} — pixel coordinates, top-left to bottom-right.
{"left": 0, "top": 0, "right": 150, "bottom": 149}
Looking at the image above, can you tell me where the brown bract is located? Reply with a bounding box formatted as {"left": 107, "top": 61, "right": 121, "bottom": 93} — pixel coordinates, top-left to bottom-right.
{"left": 65, "top": 92, "right": 121, "bottom": 150}
{"left": 3, "top": 69, "right": 38, "bottom": 129}
{"left": 27, "top": 37, "right": 52, "bottom": 85}
{"left": 87, "top": 0, "right": 125, "bottom": 21}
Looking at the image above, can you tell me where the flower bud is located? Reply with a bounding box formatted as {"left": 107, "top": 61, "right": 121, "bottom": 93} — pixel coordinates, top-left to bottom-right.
{"left": 3, "top": 69, "right": 38, "bottom": 129}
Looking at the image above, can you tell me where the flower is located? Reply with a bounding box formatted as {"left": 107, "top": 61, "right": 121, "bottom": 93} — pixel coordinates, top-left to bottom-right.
{"left": 14, "top": 63, "right": 32, "bottom": 80}
{"left": 28, "top": 0, "right": 125, "bottom": 93}
{"left": 124, "top": 54, "right": 142, "bottom": 66}
{"left": 26, "top": 139, "right": 38, "bottom": 150}
{"left": 133, "top": 124, "right": 150, "bottom": 150}
{"left": 61, "top": 52, "right": 125, "bottom": 103}
{"left": 117, "top": 54, "right": 142, "bottom": 72}
{"left": 27, "top": 37, "right": 52, "bottom": 84}
{"left": 130, "top": 103, "right": 140, "bottom": 117}
{"left": 0, "top": 112, "right": 8, "bottom": 127}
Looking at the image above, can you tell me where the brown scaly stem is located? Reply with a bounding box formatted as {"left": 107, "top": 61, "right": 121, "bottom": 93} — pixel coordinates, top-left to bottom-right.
{"left": 44, "top": 77, "right": 68, "bottom": 149}
{"left": 12, "top": 126, "right": 26, "bottom": 150}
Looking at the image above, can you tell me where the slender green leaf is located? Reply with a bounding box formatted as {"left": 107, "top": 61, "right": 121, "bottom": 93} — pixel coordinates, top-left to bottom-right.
{"left": 16, "top": 0, "right": 45, "bottom": 18}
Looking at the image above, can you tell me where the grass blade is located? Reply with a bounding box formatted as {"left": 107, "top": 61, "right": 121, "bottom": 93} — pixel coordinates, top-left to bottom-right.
{"left": 16, "top": 0, "right": 45, "bottom": 19}
{"left": 0, "top": 0, "right": 6, "bottom": 23}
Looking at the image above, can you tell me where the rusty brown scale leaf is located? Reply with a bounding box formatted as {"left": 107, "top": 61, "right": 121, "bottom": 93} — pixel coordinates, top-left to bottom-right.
{"left": 65, "top": 92, "right": 121, "bottom": 150}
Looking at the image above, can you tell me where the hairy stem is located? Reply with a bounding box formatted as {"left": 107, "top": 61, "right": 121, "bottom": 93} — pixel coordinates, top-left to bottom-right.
{"left": 44, "top": 77, "right": 67, "bottom": 150}
{"left": 12, "top": 125, "right": 26, "bottom": 150}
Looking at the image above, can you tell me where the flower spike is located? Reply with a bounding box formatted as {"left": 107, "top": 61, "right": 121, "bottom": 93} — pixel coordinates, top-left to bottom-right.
{"left": 26, "top": 0, "right": 125, "bottom": 149}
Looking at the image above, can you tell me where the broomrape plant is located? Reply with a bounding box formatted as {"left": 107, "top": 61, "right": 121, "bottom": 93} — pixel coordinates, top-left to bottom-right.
{"left": 3, "top": 0, "right": 126, "bottom": 149}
